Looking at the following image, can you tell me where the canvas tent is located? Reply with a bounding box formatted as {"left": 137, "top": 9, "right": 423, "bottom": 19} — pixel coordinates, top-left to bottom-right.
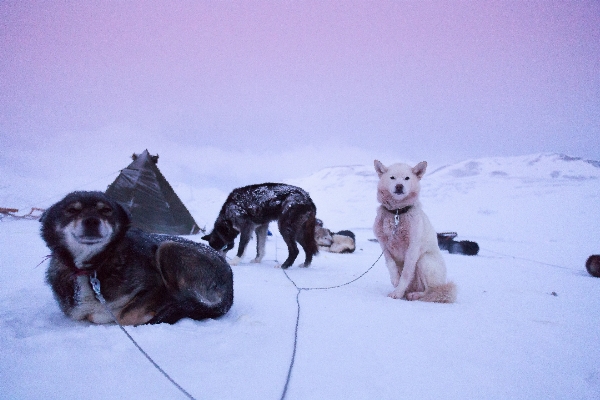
{"left": 105, "top": 150, "right": 200, "bottom": 235}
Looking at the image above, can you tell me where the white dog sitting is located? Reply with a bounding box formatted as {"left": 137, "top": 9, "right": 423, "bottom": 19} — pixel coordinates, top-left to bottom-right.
{"left": 373, "top": 160, "right": 456, "bottom": 303}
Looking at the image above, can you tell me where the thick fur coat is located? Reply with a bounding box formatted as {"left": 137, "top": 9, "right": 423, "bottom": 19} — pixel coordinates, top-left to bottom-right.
{"left": 202, "top": 183, "right": 318, "bottom": 269}
{"left": 372, "top": 160, "right": 456, "bottom": 303}
{"left": 41, "top": 191, "right": 233, "bottom": 325}
{"left": 315, "top": 220, "right": 356, "bottom": 254}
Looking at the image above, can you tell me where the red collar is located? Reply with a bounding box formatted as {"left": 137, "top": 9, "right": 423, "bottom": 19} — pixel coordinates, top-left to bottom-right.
{"left": 71, "top": 268, "right": 94, "bottom": 278}
{"left": 64, "top": 257, "right": 95, "bottom": 279}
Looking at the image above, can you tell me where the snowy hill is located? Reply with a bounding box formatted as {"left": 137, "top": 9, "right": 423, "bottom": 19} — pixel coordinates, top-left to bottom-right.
{"left": 429, "top": 153, "right": 600, "bottom": 181}
{"left": 286, "top": 153, "right": 600, "bottom": 262}
{"left": 286, "top": 164, "right": 380, "bottom": 230}
{"left": 421, "top": 154, "right": 600, "bottom": 267}
{"left": 1, "top": 153, "right": 600, "bottom": 399}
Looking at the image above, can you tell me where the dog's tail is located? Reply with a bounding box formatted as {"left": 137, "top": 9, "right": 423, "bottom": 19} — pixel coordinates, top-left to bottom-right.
{"left": 303, "top": 210, "right": 319, "bottom": 258}
{"left": 421, "top": 281, "right": 457, "bottom": 303}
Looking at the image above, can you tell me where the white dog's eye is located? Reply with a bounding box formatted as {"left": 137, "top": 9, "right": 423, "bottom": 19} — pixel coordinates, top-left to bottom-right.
{"left": 404, "top": 177, "right": 410, "bottom": 181}
{"left": 390, "top": 176, "right": 396, "bottom": 180}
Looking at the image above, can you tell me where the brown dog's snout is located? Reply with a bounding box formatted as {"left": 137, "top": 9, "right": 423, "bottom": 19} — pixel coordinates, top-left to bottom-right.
{"left": 394, "top": 184, "right": 404, "bottom": 194}
{"left": 82, "top": 217, "right": 102, "bottom": 237}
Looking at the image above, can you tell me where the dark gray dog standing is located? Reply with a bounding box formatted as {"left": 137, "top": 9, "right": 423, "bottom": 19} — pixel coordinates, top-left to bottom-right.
{"left": 202, "top": 183, "right": 318, "bottom": 269}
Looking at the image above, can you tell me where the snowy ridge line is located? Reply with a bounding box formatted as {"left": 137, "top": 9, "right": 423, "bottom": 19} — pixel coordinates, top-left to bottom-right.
{"left": 479, "top": 247, "right": 572, "bottom": 271}
{"left": 279, "top": 251, "right": 384, "bottom": 400}
{"left": 9, "top": 169, "right": 123, "bottom": 212}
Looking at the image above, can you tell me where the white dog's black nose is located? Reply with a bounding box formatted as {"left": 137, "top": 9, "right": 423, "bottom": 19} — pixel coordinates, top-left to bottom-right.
{"left": 394, "top": 184, "right": 404, "bottom": 194}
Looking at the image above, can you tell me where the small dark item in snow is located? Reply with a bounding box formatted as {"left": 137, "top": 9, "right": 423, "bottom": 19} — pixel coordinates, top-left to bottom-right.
{"left": 437, "top": 232, "right": 479, "bottom": 256}
{"left": 551, "top": 292, "right": 558, "bottom": 297}
{"left": 585, "top": 255, "right": 600, "bottom": 278}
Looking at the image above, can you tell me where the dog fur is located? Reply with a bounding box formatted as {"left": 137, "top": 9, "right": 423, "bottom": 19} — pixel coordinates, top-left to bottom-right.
{"left": 586, "top": 255, "right": 600, "bottom": 278}
{"left": 330, "top": 230, "right": 356, "bottom": 254}
{"left": 314, "top": 219, "right": 356, "bottom": 254}
{"left": 202, "top": 183, "right": 318, "bottom": 269}
{"left": 372, "top": 160, "right": 456, "bottom": 303}
{"left": 315, "top": 219, "right": 334, "bottom": 247}
{"left": 41, "top": 191, "right": 234, "bottom": 325}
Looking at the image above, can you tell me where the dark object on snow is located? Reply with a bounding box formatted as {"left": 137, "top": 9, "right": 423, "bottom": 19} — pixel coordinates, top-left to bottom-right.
{"left": 202, "top": 183, "right": 318, "bottom": 269}
{"left": 437, "top": 232, "right": 479, "bottom": 256}
{"left": 40, "top": 191, "right": 233, "bottom": 325}
{"left": 586, "top": 255, "right": 600, "bottom": 278}
{"left": 105, "top": 150, "right": 200, "bottom": 235}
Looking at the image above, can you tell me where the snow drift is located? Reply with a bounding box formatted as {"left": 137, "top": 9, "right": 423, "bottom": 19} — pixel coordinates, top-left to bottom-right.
{"left": 1, "top": 153, "right": 599, "bottom": 399}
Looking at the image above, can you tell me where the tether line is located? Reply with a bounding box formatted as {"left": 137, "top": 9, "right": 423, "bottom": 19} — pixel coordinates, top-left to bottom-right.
{"left": 480, "top": 247, "right": 572, "bottom": 271}
{"left": 279, "top": 250, "right": 384, "bottom": 400}
{"left": 90, "top": 273, "right": 196, "bottom": 400}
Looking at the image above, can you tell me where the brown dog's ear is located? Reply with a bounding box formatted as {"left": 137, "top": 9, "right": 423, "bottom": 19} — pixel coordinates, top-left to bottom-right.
{"left": 110, "top": 200, "right": 131, "bottom": 228}
{"left": 412, "top": 161, "right": 427, "bottom": 179}
{"left": 374, "top": 160, "right": 388, "bottom": 177}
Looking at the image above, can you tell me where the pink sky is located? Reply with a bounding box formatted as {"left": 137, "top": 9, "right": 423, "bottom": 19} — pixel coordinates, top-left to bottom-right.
{"left": 1, "top": 1, "right": 599, "bottom": 182}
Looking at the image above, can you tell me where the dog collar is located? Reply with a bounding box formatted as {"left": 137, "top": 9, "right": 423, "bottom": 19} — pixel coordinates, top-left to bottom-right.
{"left": 62, "top": 256, "right": 95, "bottom": 279}
{"left": 69, "top": 263, "right": 95, "bottom": 278}
{"left": 72, "top": 268, "right": 94, "bottom": 278}
{"left": 69, "top": 253, "right": 110, "bottom": 279}
{"left": 56, "top": 255, "right": 94, "bottom": 279}
{"left": 384, "top": 205, "right": 412, "bottom": 215}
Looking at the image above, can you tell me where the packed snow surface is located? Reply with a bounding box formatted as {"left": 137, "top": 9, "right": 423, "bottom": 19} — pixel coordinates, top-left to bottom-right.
{"left": 1, "top": 153, "right": 599, "bottom": 399}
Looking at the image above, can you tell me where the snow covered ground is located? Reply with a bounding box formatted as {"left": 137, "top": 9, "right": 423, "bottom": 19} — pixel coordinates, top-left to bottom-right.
{"left": 1, "top": 153, "right": 599, "bottom": 399}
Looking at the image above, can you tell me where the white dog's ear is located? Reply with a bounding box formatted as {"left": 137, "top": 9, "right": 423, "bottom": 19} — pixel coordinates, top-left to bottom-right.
{"left": 374, "top": 160, "right": 388, "bottom": 177}
{"left": 412, "top": 161, "right": 427, "bottom": 179}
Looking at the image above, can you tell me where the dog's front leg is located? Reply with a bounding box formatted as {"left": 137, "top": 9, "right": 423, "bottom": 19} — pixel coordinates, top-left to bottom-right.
{"left": 388, "top": 248, "right": 418, "bottom": 299}
{"left": 383, "top": 250, "right": 401, "bottom": 287}
{"left": 252, "top": 224, "right": 269, "bottom": 263}
{"left": 231, "top": 227, "right": 252, "bottom": 266}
